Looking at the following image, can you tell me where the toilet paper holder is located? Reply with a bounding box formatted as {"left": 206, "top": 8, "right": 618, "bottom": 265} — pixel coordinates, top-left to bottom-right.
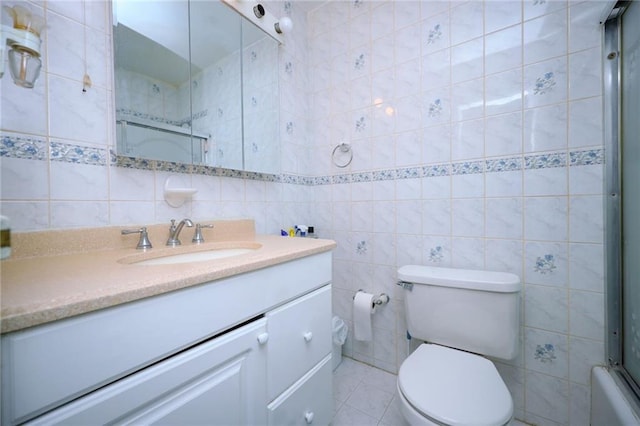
{"left": 353, "top": 290, "right": 390, "bottom": 307}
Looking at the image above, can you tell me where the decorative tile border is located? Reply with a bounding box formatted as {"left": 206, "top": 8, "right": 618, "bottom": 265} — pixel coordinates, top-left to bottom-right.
{"left": 1, "top": 134, "right": 47, "bottom": 161}
{"left": 0, "top": 134, "right": 605, "bottom": 186}
{"left": 50, "top": 141, "right": 107, "bottom": 166}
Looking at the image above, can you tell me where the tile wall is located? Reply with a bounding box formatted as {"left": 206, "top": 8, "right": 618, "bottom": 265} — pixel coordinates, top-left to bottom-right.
{"left": 305, "top": 1, "right": 608, "bottom": 425}
{"left": 0, "top": 0, "right": 610, "bottom": 424}
{"left": 0, "top": 0, "right": 311, "bottom": 233}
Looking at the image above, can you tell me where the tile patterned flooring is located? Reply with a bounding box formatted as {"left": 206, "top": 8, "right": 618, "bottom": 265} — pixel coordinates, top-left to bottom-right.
{"left": 331, "top": 357, "right": 528, "bottom": 426}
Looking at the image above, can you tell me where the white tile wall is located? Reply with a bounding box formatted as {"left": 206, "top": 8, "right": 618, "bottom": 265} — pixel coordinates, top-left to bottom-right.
{"left": 307, "top": 1, "right": 608, "bottom": 425}
{"left": 0, "top": 0, "right": 610, "bottom": 424}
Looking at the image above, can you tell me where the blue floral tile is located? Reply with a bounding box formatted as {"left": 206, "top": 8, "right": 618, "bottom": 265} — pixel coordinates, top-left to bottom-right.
{"left": 352, "top": 172, "right": 373, "bottom": 182}
{"left": 332, "top": 174, "right": 352, "bottom": 184}
{"left": 0, "top": 134, "right": 47, "bottom": 160}
{"left": 570, "top": 149, "right": 604, "bottom": 166}
{"left": 284, "top": 1, "right": 292, "bottom": 15}
{"left": 285, "top": 62, "right": 293, "bottom": 75}
{"left": 356, "top": 240, "right": 367, "bottom": 255}
{"left": 485, "top": 157, "right": 522, "bottom": 173}
{"left": 373, "top": 170, "right": 398, "bottom": 181}
{"left": 355, "top": 116, "right": 366, "bottom": 132}
{"left": 534, "top": 254, "right": 557, "bottom": 274}
{"left": 428, "top": 99, "right": 442, "bottom": 117}
{"left": 50, "top": 141, "right": 107, "bottom": 166}
{"left": 423, "top": 164, "right": 450, "bottom": 177}
{"left": 428, "top": 246, "right": 444, "bottom": 263}
{"left": 355, "top": 53, "right": 365, "bottom": 70}
{"left": 525, "top": 152, "right": 567, "bottom": 169}
{"left": 397, "top": 167, "right": 422, "bottom": 179}
{"left": 286, "top": 121, "right": 294, "bottom": 135}
{"left": 427, "top": 24, "right": 442, "bottom": 45}
{"left": 534, "top": 343, "right": 556, "bottom": 363}
{"left": 452, "top": 161, "right": 484, "bottom": 175}
{"left": 534, "top": 71, "right": 556, "bottom": 95}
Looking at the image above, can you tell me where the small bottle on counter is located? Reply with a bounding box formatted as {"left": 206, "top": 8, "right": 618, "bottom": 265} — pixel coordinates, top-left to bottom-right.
{"left": 307, "top": 226, "right": 317, "bottom": 239}
{"left": 1, "top": 215, "right": 11, "bottom": 260}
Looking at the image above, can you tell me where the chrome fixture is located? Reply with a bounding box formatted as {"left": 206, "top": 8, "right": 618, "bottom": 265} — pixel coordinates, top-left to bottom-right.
{"left": 166, "top": 218, "right": 194, "bottom": 246}
{"left": 253, "top": 4, "right": 265, "bottom": 18}
{"left": 1, "top": 5, "right": 45, "bottom": 88}
{"left": 121, "top": 227, "right": 153, "bottom": 250}
{"left": 332, "top": 143, "right": 353, "bottom": 168}
{"left": 192, "top": 223, "right": 214, "bottom": 244}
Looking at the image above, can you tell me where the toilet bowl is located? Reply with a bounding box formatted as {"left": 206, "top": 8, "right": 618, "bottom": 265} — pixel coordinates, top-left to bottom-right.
{"left": 397, "top": 344, "right": 513, "bottom": 426}
{"left": 396, "top": 265, "right": 521, "bottom": 426}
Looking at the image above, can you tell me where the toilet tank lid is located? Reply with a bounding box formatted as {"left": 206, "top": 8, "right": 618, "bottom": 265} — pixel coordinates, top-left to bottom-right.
{"left": 398, "top": 265, "right": 520, "bottom": 293}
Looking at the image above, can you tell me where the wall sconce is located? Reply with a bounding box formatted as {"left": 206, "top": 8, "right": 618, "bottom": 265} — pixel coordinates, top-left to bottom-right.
{"left": 274, "top": 16, "right": 292, "bottom": 34}
{"left": 1, "top": 5, "right": 44, "bottom": 88}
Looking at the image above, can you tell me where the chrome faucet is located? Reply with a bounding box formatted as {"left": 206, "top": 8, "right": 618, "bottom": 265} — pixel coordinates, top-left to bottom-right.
{"left": 166, "top": 218, "right": 194, "bottom": 246}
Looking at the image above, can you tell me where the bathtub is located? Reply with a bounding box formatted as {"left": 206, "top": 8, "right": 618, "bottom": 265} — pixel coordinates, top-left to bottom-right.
{"left": 592, "top": 367, "right": 640, "bottom": 425}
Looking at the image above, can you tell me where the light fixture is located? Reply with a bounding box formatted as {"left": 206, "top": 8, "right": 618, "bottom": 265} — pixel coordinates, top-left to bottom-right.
{"left": 274, "top": 16, "right": 292, "bottom": 34}
{"left": 0, "top": 5, "right": 44, "bottom": 88}
{"left": 253, "top": 4, "right": 265, "bottom": 18}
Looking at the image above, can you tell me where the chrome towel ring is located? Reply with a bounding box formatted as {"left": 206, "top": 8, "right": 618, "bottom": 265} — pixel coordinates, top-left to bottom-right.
{"left": 332, "top": 143, "right": 353, "bottom": 168}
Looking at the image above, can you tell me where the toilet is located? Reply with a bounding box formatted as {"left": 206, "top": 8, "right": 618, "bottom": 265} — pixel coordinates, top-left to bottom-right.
{"left": 396, "top": 265, "right": 521, "bottom": 426}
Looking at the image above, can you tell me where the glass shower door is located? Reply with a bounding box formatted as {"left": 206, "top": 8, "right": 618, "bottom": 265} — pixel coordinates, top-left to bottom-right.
{"left": 621, "top": 0, "right": 640, "bottom": 385}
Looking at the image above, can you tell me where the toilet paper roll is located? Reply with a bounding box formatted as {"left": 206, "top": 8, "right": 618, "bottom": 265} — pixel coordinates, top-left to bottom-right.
{"left": 353, "top": 291, "right": 376, "bottom": 341}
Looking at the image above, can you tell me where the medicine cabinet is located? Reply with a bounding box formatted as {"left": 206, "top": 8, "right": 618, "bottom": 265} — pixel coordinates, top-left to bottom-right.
{"left": 113, "top": 0, "right": 280, "bottom": 174}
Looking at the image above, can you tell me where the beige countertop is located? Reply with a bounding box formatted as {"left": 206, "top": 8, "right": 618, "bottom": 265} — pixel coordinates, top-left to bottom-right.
{"left": 0, "top": 221, "right": 336, "bottom": 334}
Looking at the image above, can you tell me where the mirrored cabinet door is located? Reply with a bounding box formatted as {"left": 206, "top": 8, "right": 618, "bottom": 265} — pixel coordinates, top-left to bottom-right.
{"left": 112, "top": 0, "right": 280, "bottom": 174}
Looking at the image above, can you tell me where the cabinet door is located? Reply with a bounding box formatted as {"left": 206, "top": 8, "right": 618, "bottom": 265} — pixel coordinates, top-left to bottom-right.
{"left": 27, "top": 319, "right": 268, "bottom": 426}
{"left": 266, "top": 285, "right": 332, "bottom": 399}
{"left": 267, "top": 355, "right": 333, "bottom": 426}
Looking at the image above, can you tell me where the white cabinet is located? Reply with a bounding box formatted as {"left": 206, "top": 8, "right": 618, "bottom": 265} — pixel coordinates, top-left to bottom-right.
{"left": 267, "top": 285, "right": 332, "bottom": 400}
{"left": 28, "top": 319, "right": 268, "bottom": 425}
{"left": 266, "top": 285, "right": 333, "bottom": 425}
{"left": 1, "top": 252, "right": 333, "bottom": 426}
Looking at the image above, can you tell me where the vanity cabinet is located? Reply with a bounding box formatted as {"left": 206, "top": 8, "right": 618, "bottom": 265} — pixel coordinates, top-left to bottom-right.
{"left": 1, "top": 251, "right": 333, "bottom": 426}
{"left": 28, "top": 319, "right": 269, "bottom": 425}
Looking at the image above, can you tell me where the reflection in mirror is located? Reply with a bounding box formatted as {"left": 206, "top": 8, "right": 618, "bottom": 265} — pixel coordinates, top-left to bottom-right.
{"left": 189, "top": 1, "right": 243, "bottom": 170}
{"left": 113, "top": 1, "right": 203, "bottom": 163}
{"left": 241, "top": 20, "right": 280, "bottom": 174}
{"left": 113, "top": 0, "right": 280, "bottom": 175}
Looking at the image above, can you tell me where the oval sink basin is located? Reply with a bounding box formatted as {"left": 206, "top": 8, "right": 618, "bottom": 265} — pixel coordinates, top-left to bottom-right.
{"left": 135, "top": 248, "right": 256, "bottom": 265}
{"left": 120, "top": 243, "right": 261, "bottom": 266}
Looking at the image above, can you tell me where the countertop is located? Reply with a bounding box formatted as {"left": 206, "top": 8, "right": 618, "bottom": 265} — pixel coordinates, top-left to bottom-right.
{"left": 0, "top": 222, "right": 336, "bottom": 334}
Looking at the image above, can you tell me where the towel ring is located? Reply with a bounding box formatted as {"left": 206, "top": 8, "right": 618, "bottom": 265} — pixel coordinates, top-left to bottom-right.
{"left": 332, "top": 143, "right": 353, "bottom": 168}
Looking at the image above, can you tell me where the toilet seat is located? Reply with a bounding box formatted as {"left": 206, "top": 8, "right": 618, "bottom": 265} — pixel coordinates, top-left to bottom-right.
{"left": 398, "top": 344, "right": 513, "bottom": 426}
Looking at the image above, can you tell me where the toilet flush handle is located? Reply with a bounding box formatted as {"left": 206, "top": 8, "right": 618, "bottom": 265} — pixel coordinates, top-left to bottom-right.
{"left": 303, "top": 331, "right": 313, "bottom": 342}
{"left": 304, "top": 411, "right": 314, "bottom": 424}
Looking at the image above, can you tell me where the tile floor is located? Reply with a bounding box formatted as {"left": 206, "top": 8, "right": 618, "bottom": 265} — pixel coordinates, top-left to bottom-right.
{"left": 331, "top": 357, "right": 528, "bottom": 426}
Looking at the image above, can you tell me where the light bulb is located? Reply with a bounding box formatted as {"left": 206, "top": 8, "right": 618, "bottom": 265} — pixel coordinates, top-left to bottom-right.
{"left": 274, "top": 16, "right": 293, "bottom": 34}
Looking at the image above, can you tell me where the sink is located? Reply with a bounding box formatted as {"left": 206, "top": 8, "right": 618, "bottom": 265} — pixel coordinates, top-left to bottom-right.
{"left": 120, "top": 243, "right": 261, "bottom": 266}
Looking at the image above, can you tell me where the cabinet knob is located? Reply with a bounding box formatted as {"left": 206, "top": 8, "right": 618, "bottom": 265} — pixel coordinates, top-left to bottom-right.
{"left": 257, "top": 332, "right": 269, "bottom": 345}
{"left": 303, "top": 331, "right": 313, "bottom": 342}
{"left": 304, "top": 411, "right": 314, "bottom": 424}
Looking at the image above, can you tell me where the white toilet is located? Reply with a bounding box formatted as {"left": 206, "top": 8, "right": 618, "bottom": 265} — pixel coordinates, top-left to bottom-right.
{"left": 396, "top": 265, "right": 521, "bottom": 426}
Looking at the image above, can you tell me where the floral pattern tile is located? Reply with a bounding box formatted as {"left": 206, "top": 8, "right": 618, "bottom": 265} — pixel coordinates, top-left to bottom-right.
{"left": 534, "top": 254, "right": 557, "bottom": 274}
{"left": 50, "top": 141, "right": 107, "bottom": 166}
{"left": 534, "top": 72, "right": 556, "bottom": 95}
{"left": 1, "top": 134, "right": 47, "bottom": 160}
{"left": 535, "top": 343, "right": 557, "bottom": 363}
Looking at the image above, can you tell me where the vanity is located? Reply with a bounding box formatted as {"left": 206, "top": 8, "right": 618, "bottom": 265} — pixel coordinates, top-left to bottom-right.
{"left": 0, "top": 220, "right": 336, "bottom": 425}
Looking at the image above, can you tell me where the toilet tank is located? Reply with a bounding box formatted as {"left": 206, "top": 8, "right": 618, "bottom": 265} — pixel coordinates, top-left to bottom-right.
{"left": 398, "top": 265, "right": 521, "bottom": 360}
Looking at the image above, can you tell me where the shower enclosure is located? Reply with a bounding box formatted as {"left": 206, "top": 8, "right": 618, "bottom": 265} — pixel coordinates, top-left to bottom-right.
{"left": 605, "top": 0, "right": 640, "bottom": 413}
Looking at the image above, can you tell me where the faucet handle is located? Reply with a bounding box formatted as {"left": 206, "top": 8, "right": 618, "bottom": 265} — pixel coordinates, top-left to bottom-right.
{"left": 121, "top": 227, "right": 153, "bottom": 250}
{"left": 192, "top": 223, "right": 214, "bottom": 244}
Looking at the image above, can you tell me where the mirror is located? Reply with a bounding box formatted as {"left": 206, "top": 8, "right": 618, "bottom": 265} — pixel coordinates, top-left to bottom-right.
{"left": 113, "top": 0, "right": 280, "bottom": 174}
